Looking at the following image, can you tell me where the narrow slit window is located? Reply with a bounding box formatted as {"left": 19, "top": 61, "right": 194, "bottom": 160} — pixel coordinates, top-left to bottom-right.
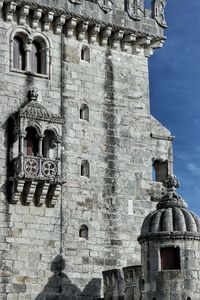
{"left": 13, "top": 36, "right": 26, "bottom": 70}
{"left": 80, "top": 104, "right": 89, "bottom": 121}
{"left": 153, "top": 160, "right": 168, "bottom": 182}
{"left": 79, "top": 225, "right": 88, "bottom": 240}
{"left": 81, "top": 160, "right": 90, "bottom": 178}
{"left": 81, "top": 46, "right": 90, "bottom": 62}
{"left": 160, "top": 247, "right": 180, "bottom": 270}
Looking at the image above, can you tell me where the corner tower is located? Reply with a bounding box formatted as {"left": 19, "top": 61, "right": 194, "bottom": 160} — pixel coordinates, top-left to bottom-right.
{"left": 138, "top": 176, "right": 200, "bottom": 299}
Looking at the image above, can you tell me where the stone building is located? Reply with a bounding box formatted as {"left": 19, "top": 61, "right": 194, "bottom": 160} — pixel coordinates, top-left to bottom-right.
{"left": 0, "top": 0, "right": 186, "bottom": 299}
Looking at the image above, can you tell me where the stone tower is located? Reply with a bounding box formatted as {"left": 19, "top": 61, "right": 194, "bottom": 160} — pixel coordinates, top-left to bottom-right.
{"left": 138, "top": 176, "right": 200, "bottom": 300}
{"left": 0, "top": 0, "right": 173, "bottom": 299}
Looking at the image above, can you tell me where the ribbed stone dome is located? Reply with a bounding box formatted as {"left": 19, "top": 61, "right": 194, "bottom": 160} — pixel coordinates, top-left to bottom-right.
{"left": 140, "top": 176, "right": 200, "bottom": 236}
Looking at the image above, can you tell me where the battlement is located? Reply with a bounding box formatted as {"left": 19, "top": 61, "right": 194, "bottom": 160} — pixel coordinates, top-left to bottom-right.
{"left": 0, "top": 0, "right": 166, "bottom": 56}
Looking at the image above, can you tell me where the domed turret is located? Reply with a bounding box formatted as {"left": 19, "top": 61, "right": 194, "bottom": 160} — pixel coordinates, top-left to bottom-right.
{"left": 138, "top": 175, "right": 200, "bottom": 300}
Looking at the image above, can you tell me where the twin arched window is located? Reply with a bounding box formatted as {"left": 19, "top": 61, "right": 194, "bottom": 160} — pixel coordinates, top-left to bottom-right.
{"left": 24, "top": 127, "right": 58, "bottom": 159}
{"left": 12, "top": 31, "right": 50, "bottom": 77}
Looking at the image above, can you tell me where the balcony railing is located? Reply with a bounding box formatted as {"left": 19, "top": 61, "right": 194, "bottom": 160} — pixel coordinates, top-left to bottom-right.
{"left": 12, "top": 155, "right": 60, "bottom": 182}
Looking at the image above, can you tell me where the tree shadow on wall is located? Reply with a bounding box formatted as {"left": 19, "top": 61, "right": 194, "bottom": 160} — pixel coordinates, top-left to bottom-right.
{"left": 35, "top": 255, "right": 102, "bottom": 300}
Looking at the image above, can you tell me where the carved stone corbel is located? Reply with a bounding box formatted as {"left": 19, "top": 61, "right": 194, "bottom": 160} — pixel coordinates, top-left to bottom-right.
{"left": 89, "top": 24, "right": 100, "bottom": 44}
{"left": 19, "top": 5, "right": 29, "bottom": 25}
{"left": 32, "top": 8, "right": 42, "bottom": 29}
{"left": 11, "top": 180, "right": 24, "bottom": 204}
{"left": 111, "top": 30, "right": 124, "bottom": 49}
{"left": 43, "top": 11, "right": 54, "bottom": 32}
{"left": 6, "top": 2, "right": 17, "bottom": 22}
{"left": 66, "top": 17, "right": 77, "bottom": 37}
{"left": 24, "top": 181, "right": 37, "bottom": 205}
{"left": 144, "top": 47, "right": 154, "bottom": 58}
{"left": 151, "top": 39, "right": 165, "bottom": 49}
{"left": 121, "top": 33, "right": 136, "bottom": 52}
{"left": 48, "top": 184, "right": 61, "bottom": 207}
{"left": 137, "top": 36, "right": 152, "bottom": 46}
{"left": 35, "top": 182, "right": 50, "bottom": 207}
{"left": 100, "top": 26, "right": 112, "bottom": 46}
{"left": 77, "top": 21, "right": 89, "bottom": 41}
{"left": 55, "top": 15, "right": 66, "bottom": 35}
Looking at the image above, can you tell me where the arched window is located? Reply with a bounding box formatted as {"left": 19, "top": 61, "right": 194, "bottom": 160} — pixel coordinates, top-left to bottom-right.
{"left": 160, "top": 247, "right": 180, "bottom": 270}
{"left": 80, "top": 104, "right": 89, "bottom": 121}
{"left": 187, "top": 298, "right": 191, "bottom": 300}
{"left": 42, "top": 130, "right": 57, "bottom": 159}
{"left": 31, "top": 40, "right": 42, "bottom": 74}
{"left": 81, "top": 160, "right": 90, "bottom": 178}
{"left": 81, "top": 45, "right": 90, "bottom": 62}
{"left": 13, "top": 36, "right": 26, "bottom": 70}
{"left": 24, "top": 127, "right": 39, "bottom": 156}
{"left": 79, "top": 225, "right": 88, "bottom": 240}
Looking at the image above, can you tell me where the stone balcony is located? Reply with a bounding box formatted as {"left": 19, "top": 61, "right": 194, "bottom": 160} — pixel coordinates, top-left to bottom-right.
{"left": 10, "top": 154, "right": 61, "bottom": 207}
{"left": 13, "top": 155, "right": 60, "bottom": 182}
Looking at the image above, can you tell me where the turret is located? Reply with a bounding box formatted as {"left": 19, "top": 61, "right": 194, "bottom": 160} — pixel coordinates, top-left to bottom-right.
{"left": 138, "top": 175, "right": 200, "bottom": 299}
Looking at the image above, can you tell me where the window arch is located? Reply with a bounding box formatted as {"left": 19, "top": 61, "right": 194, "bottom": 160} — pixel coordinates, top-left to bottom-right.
{"left": 79, "top": 225, "right": 88, "bottom": 240}
{"left": 24, "top": 127, "right": 39, "bottom": 156}
{"left": 13, "top": 36, "right": 26, "bottom": 70}
{"left": 10, "top": 28, "right": 51, "bottom": 78}
{"left": 81, "top": 160, "right": 90, "bottom": 178}
{"left": 42, "top": 130, "right": 57, "bottom": 159}
{"left": 81, "top": 45, "right": 90, "bottom": 62}
{"left": 80, "top": 104, "right": 89, "bottom": 121}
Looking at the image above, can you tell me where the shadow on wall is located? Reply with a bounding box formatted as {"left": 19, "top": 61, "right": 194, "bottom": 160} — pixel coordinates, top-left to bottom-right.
{"left": 36, "top": 255, "right": 102, "bottom": 300}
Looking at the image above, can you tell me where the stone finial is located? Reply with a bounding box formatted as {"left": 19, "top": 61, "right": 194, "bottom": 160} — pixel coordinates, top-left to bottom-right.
{"left": 28, "top": 88, "right": 38, "bottom": 101}
{"left": 163, "top": 174, "right": 180, "bottom": 190}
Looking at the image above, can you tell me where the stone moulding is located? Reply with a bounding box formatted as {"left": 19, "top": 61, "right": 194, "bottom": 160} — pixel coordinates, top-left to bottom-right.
{"left": 138, "top": 231, "right": 200, "bottom": 244}
{"left": 1, "top": 0, "right": 166, "bottom": 55}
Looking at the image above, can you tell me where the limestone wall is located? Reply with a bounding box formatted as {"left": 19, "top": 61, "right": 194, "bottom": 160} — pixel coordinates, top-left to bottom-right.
{"left": 0, "top": 0, "right": 172, "bottom": 299}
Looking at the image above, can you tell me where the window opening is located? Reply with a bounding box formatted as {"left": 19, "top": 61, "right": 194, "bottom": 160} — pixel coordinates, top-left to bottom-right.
{"left": 24, "top": 127, "right": 39, "bottom": 156}
{"left": 42, "top": 130, "right": 57, "bottom": 159}
{"left": 160, "top": 247, "right": 180, "bottom": 270}
{"left": 31, "top": 41, "right": 42, "bottom": 74}
{"left": 80, "top": 104, "right": 89, "bottom": 121}
{"left": 81, "top": 160, "right": 90, "bottom": 178}
{"left": 153, "top": 160, "right": 168, "bottom": 182}
{"left": 81, "top": 46, "right": 90, "bottom": 62}
{"left": 13, "top": 36, "right": 26, "bottom": 70}
{"left": 79, "top": 225, "right": 88, "bottom": 240}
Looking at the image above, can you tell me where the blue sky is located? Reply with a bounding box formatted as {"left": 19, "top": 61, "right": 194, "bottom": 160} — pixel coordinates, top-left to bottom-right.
{"left": 149, "top": 1, "right": 200, "bottom": 214}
